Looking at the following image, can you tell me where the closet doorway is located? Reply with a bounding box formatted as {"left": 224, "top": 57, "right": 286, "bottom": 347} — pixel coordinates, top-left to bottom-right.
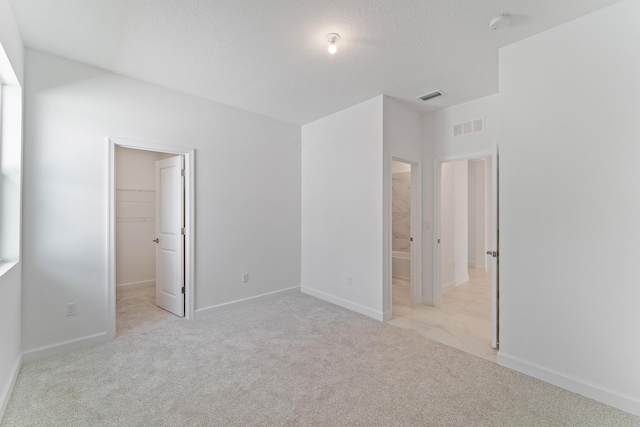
{"left": 107, "top": 137, "right": 195, "bottom": 340}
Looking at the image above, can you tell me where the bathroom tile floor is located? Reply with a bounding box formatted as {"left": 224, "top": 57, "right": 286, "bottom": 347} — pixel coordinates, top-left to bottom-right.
{"left": 388, "top": 269, "right": 497, "bottom": 362}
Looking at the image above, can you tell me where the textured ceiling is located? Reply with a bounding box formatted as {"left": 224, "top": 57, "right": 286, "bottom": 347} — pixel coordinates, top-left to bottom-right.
{"left": 9, "top": 0, "right": 621, "bottom": 125}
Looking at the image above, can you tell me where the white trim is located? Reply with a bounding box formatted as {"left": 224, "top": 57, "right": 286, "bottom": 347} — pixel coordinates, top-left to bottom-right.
{"left": 108, "top": 136, "right": 196, "bottom": 341}
{"left": 0, "top": 354, "right": 21, "bottom": 420}
{"left": 116, "top": 280, "right": 155, "bottom": 289}
{"left": 0, "top": 261, "right": 18, "bottom": 279}
{"left": 433, "top": 157, "right": 441, "bottom": 307}
{"left": 441, "top": 275, "right": 470, "bottom": 294}
{"left": 498, "top": 352, "right": 640, "bottom": 417}
{"left": 302, "top": 286, "right": 384, "bottom": 321}
{"left": 196, "top": 286, "right": 300, "bottom": 317}
{"left": 438, "top": 151, "right": 493, "bottom": 163}
{"left": 22, "top": 332, "right": 110, "bottom": 363}
{"left": 422, "top": 295, "right": 435, "bottom": 306}
{"left": 457, "top": 275, "right": 469, "bottom": 286}
{"left": 441, "top": 280, "right": 456, "bottom": 294}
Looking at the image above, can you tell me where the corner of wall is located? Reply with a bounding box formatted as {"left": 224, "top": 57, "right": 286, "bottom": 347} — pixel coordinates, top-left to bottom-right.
{"left": 0, "top": 353, "right": 21, "bottom": 420}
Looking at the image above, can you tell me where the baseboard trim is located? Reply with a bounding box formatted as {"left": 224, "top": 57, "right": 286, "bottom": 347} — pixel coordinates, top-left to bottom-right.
{"left": 22, "top": 332, "right": 110, "bottom": 364}
{"left": 383, "top": 310, "right": 392, "bottom": 321}
{"left": 195, "top": 286, "right": 300, "bottom": 318}
{"left": 498, "top": 352, "right": 640, "bottom": 416}
{"left": 116, "top": 280, "right": 155, "bottom": 289}
{"left": 442, "top": 276, "right": 470, "bottom": 294}
{"left": 301, "top": 286, "right": 384, "bottom": 321}
{"left": 0, "top": 353, "right": 21, "bottom": 421}
{"left": 457, "top": 275, "right": 470, "bottom": 286}
{"left": 441, "top": 280, "right": 456, "bottom": 294}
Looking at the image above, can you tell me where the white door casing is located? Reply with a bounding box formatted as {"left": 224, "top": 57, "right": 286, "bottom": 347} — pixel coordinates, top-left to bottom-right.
{"left": 491, "top": 143, "right": 499, "bottom": 348}
{"left": 155, "top": 156, "right": 185, "bottom": 316}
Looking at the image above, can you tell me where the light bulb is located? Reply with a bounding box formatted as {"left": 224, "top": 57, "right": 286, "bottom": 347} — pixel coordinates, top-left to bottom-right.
{"left": 326, "top": 33, "right": 340, "bottom": 55}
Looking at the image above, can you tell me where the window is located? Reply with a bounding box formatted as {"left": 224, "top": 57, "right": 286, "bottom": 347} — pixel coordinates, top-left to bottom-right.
{"left": 0, "top": 52, "right": 23, "bottom": 272}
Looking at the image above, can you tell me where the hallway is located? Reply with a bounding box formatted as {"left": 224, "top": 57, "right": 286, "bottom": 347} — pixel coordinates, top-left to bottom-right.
{"left": 388, "top": 269, "right": 496, "bottom": 362}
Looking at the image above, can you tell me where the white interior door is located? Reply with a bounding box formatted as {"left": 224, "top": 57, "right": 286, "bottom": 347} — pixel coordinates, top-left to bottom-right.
{"left": 155, "top": 155, "right": 185, "bottom": 317}
{"left": 491, "top": 143, "right": 499, "bottom": 348}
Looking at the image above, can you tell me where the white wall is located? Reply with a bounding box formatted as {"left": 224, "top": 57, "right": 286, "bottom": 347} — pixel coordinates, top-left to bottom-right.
{"left": 452, "top": 160, "right": 468, "bottom": 286}
{"left": 484, "top": 157, "right": 493, "bottom": 272}
{"left": 423, "top": 94, "right": 498, "bottom": 303}
{"left": 0, "top": 0, "right": 22, "bottom": 419}
{"left": 468, "top": 161, "right": 477, "bottom": 267}
{"left": 427, "top": 94, "right": 499, "bottom": 160}
{"left": 383, "top": 97, "right": 423, "bottom": 313}
{"left": 498, "top": 0, "right": 640, "bottom": 415}
{"left": 0, "top": 0, "right": 23, "bottom": 87}
{"left": 115, "top": 147, "right": 164, "bottom": 287}
{"left": 439, "top": 162, "right": 454, "bottom": 288}
{"left": 21, "top": 50, "right": 301, "bottom": 357}
{"left": 468, "top": 160, "right": 486, "bottom": 269}
{"left": 301, "top": 96, "right": 384, "bottom": 319}
{"left": 391, "top": 161, "right": 411, "bottom": 174}
{"left": 439, "top": 159, "right": 468, "bottom": 291}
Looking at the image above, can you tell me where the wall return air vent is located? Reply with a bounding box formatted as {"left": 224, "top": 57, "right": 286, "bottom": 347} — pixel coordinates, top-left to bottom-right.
{"left": 454, "top": 118, "right": 485, "bottom": 136}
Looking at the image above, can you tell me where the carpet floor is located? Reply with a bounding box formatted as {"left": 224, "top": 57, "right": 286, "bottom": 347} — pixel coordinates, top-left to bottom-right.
{"left": 2, "top": 288, "right": 639, "bottom": 426}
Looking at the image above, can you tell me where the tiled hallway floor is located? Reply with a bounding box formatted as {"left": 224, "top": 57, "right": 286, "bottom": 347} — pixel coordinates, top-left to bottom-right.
{"left": 388, "top": 269, "right": 497, "bottom": 362}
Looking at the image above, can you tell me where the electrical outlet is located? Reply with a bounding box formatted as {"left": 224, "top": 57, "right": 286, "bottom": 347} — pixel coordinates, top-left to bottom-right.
{"left": 347, "top": 276, "right": 353, "bottom": 286}
{"left": 242, "top": 273, "right": 249, "bottom": 283}
{"left": 66, "top": 302, "right": 78, "bottom": 316}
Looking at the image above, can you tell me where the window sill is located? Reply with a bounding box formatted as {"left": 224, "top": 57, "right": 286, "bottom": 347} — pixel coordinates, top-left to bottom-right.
{"left": 0, "top": 260, "right": 19, "bottom": 278}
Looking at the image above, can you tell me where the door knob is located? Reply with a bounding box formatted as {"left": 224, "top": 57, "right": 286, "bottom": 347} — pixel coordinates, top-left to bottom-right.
{"left": 153, "top": 238, "right": 159, "bottom": 243}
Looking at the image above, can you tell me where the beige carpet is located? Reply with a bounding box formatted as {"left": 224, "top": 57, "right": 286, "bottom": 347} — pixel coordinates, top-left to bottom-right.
{"left": 2, "top": 286, "right": 639, "bottom": 426}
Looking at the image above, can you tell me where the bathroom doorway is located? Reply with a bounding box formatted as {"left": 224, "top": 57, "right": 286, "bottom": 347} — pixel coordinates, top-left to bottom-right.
{"left": 391, "top": 159, "right": 415, "bottom": 317}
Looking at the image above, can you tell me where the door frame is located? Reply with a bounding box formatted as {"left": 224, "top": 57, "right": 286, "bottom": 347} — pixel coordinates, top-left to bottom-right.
{"left": 433, "top": 149, "right": 492, "bottom": 307}
{"left": 107, "top": 136, "right": 196, "bottom": 340}
{"left": 432, "top": 147, "right": 500, "bottom": 348}
{"left": 385, "top": 157, "right": 423, "bottom": 320}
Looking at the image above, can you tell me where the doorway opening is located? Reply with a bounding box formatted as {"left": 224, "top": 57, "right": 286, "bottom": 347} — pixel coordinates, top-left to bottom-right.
{"left": 390, "top": 159, "right": 414, "bottom": 316}
{"left": 386, "top": 157, "right": 422, "bottom": 322}
{"left": 107, "top": 137, "right": 195, "bottom": 340}
{"left": 432, "top": 153, "right": 498, "bottom": 361}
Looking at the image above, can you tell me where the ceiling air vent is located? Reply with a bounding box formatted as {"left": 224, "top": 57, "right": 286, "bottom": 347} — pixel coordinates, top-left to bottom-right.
{"left": 454, "top": 118, "right": 485, "bottom": 137}
{"left": 417, "top": 90, "right": 444, "bottom": 101}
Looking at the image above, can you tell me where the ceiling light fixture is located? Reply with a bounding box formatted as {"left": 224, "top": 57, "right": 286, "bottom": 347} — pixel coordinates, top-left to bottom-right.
{"left": 489, "top": 14, "right": 511, "bottom": 30}
{"left": 326, "top": 33, "right": 340, "bottom": 54}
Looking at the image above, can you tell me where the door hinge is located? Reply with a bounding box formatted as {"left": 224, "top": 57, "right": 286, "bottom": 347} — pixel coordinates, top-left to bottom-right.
{"left": 438, "top": 239, "right": 441, "bottom": 243}
{"left": 181, "top": 227, "right": 186, "bottom": 235}
{"left": 181, "top": 169, "right": 185, "bottom": 177}
{"left": 181, "top": 286, "right": 185, "bottom": 294}
{"left": 410, "top": 237, "right": 413, "bottom": 242}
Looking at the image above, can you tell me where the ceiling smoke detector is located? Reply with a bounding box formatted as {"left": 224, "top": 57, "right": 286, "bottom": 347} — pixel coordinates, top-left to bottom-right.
{"left": 489, "top": 14, "right": 511, "bottom": 30}
{"left": 417, "top": 90, "right": 444, "bottom": 101}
